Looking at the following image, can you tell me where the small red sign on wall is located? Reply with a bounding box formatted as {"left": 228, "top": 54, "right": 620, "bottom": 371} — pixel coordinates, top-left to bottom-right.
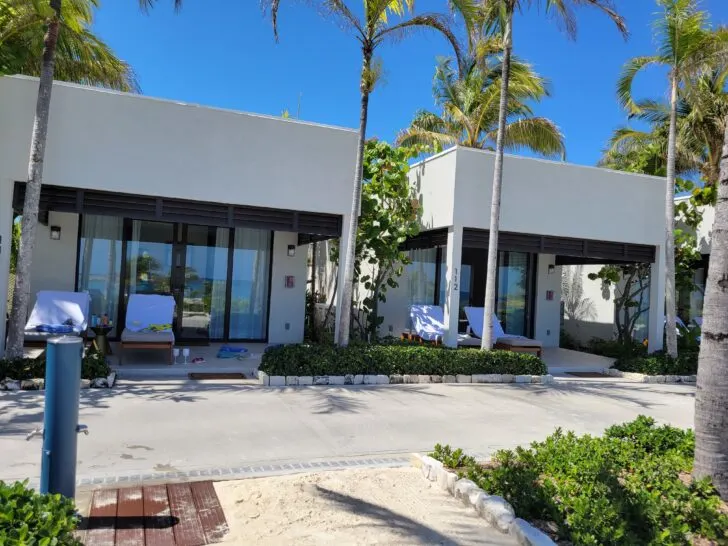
{"left": 546, "top": 290, "right": 554, "bottom": 301}
{"left": 285, "top": 275, "right": 295, "bottom": 288}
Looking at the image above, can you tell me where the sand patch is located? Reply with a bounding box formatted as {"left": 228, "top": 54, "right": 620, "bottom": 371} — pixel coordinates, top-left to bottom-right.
{"left": 214, "top": 467, "right": 514, "bottom": 545}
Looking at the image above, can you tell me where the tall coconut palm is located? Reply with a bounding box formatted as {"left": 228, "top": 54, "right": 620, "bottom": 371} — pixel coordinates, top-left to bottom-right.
{"left": 3, "top": 0, "right": 154, "bottom": 359}
{"left": 397, "top": 56, "right": 565, "bottom": 157}
{"left": 264, "top": 0, "right": 471, "bottom": 347}
{"left": 693, "top": 120, "right": 728, "bottom": 499}
{"left": 617, "top": 0, "right": 727, "bottom": 358}
{"left": 479, "top": 0, "right": 627, "bottom": 351}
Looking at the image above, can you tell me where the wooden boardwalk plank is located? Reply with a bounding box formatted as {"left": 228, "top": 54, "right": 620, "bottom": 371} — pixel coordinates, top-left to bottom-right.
{"left": 143, "top": 485, "right": 176, "bottom": 546}
{"left": 116, "top": 487, "right": 145, "bottom": 546}
{"left": 167, "top": 483, "right": 207, "bottom": 546}
{"left": 86, "top": 489, "right": 118, "bottom": 546}
{"left": 190, "top": 481, "right": 229, "bottom": 543}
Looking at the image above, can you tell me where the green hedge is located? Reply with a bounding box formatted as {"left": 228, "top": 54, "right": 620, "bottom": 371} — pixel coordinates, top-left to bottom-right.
{"left": 0, "top": 480, "right": 80, "bottom": 545}
{"left": 259, "top": 344, "right": 547, "bottom": 376}
{"left": 432, "top": 416, "right": 728, "bottom": 545}
{"left": 614, "top": 351, "right": 698, "bottom": 376}
{"left": 0, "top": 348, "right": 111, "bottom": 381}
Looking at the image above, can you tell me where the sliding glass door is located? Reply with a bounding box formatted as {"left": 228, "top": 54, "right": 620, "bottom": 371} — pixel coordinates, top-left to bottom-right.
{"left": 77, "top": 216, "right": 273, "bottom": 342}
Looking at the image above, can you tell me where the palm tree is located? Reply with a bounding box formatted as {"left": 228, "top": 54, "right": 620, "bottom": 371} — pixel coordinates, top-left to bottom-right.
{"left": 264, "top": 0, "right": 469, "bottom": 347}
{"left": 3, "top": 0, "right": 153, "bottom": 359}
{"left": 617, "top": 0, "right": 727, "bottom": 358}
{"left": 0, "top": 0, "right": 138, "bottom": 89}
{"left": 693, "top": 120, "right": 728, "bottom": 500}
{"left": 396, "top": 56, "right": 564, "bottom": 157}
{"left": 479, "top": 0, "right": 627, "bottom": 351}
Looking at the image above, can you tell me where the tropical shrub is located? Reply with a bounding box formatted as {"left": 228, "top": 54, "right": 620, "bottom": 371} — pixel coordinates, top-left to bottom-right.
{"left": 0, "top": 348, "right": 111, "bottom": 381}
{"left": 0, "top": 480, "right": 80, "bottom": 545}
{"left": 431, "top": 417, "right": 728, "bottom": 545}
{"left": 259, "top": 344, "right": 547, "bottom": 377}
{"left": 614, "top": 351, "right": 698, "bottom": 375}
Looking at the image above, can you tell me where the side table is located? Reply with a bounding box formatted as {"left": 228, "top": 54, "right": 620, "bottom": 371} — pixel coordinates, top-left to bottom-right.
{"left": 91, "top": 325, "right": 113, "bottom": 355}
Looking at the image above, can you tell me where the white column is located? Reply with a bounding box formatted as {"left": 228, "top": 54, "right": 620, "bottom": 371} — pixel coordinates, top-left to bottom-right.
{"left": 442, "top": 225, "right": 463, "bottom": 347}
{"left": 648, "top": 245, "right": 666, "bottom": 353}
{"left": 334, "top": 213, "right": 352, "bottom": 343}
{"left": 0, "top": 180, "right": 14, "bottom": 357}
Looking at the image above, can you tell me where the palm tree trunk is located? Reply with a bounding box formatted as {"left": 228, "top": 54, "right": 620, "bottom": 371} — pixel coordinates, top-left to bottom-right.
{"left": 336, "top": 46, "right": 372, "bottom": 347}
{"left": 664, "top": 73, "right": 679, "bottom": 358}
{"left": 5, "top": 0, "right": 62, "bottom": 359}
{"left": 693, "top": 119, "right": 728, "bottom": 500}
{"left": 481, "top": 12, "right": 513, "bottom": 351}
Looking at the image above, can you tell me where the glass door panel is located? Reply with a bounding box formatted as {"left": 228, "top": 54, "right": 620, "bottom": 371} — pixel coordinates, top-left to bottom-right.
{"left": 496, "top": 251, "right": 531, "bottom": 336}
{"left": 125, "top": 220, "right": 174, "bottom": 296}
{"left": 229, "top": 228, "right": 271, "bottom": 339}
{"left": 178, "top": 225, "right": 229, "bottom": 341}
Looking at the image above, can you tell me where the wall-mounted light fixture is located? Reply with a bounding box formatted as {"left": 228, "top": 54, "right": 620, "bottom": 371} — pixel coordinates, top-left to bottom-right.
{"left": 50, "top": 226, "right": 61, "bottom": 240}
{"left": 547, "top": 264, "right": 555, "bottom": 275}
{"left": 287, "top": 244, "right": 296, "bottom": 257}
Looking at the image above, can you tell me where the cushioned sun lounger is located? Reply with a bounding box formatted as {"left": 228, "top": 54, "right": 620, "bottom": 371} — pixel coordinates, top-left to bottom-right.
{"left": 24, "top": 290, "right": 90, "bottom": 343}
{"left": 120, "top": 294, "right": 175, "bottom": 364}
{"left": 463, "top": 307, "right": 543, "bottom": 357}
{"left": 408, "top": 305, "right": 480, "bottom": 346}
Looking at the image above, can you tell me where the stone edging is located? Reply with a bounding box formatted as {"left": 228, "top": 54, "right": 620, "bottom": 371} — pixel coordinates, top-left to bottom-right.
{"left": 0, "top": 372, "right": 117, "bottom": 391}
{"left": 412, "top": 453, "right": 555, "bottom": 546}
{"left": 603, "top": 368, "right": 696, "bottom": 384}
{"left": 258, "top": 372, "right": 554, "bottom": 387}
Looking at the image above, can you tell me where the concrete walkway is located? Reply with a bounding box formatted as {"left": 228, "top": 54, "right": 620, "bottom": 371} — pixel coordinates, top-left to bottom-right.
{"left": 0, "top": 377, "right": 695, "bottom": 486}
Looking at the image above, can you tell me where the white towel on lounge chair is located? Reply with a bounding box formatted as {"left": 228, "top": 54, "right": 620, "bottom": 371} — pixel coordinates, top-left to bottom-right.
{"left": 24, "top": 290, "right": 90, "bottom": 335}
{"left": 408, "top": 305, "right": 479, "bottom": 346}
{"left": 463, "top": 307, "right": 542, "bottom": 348}
{"left": 125, "top": 294, "right": 175, "bottom": 333}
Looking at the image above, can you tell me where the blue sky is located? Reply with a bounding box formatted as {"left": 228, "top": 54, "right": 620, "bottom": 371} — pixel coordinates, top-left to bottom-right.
{"left": 94, "top": 0, "right": 728, "bottom": 167}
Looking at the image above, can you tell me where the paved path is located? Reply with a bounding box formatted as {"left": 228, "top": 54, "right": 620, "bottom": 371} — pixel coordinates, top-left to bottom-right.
{"left": 0, "top": 377, "right": 695, "bottom": 486}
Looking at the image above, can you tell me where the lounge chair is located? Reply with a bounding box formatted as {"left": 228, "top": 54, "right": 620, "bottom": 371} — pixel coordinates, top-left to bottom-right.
{"left": 24, "top": 290, "right": 90, "bottom": 344}
{"left": 120, "top": 294, "right": 175, "bottom": 365}
{"left": 407, "top": 305, "right": 480, "bottom": 346}
{"left": 463, "top": 307, "right": 543, "bottom": 357}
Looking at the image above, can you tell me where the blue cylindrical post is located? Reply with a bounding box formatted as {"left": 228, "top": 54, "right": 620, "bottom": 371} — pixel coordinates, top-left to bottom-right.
{"left": 40, "top": 336, "right": 84, "bottom": 498}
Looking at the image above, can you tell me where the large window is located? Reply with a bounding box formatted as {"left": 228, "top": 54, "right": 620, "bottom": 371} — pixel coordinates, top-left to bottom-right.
{"left": 406, "top": 248, "right": 438, "bottom": 305}
{"left": 77, "top": 215, "right": 123, "bottom": 336}
{"left": 229, "top": 227, "right": 271, "bottom": 339}
{"left": 496, "top": 252, "right": 533, "bottom": 336}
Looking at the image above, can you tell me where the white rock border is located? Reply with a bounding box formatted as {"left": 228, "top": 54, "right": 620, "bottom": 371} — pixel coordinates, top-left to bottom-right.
{"left": 412, "top": 453, "right": 556, "bottom": 546}
{"left": 603, "top": 368, "right": 696, "bottom": 384}
{"left": 0, "top": 372, "right": 116, "bottom": 391}
{"left": 258, "top": 371, "right": 554, "bottom": 387}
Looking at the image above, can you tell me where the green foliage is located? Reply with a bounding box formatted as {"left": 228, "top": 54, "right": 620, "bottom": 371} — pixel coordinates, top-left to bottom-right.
{"left": 9, "top": 219, "right": 20, "bottom": 274}
{"left": 259, "top": 344, "right": 547, "bottom": 377}
{"left": 587, "top": 264, "right": 651, "bottom": 345}
{"left": 329, "top": 140, "right": 426, "bottom": 339}
{"left": 0, "top": 480, "right": 80, "bottom": 545}
{"left": 431, "top": 444, "right": 476, "bottom": 470}
{"left": 0, "top": 0, "right": 137, "bottom": 91}
{"left": 588, "top": 337, "right": 647, "bottom": 359}
{"left": 0, "top": 347, "right": 111, "bottom": 381}
{"left": 614, "top": 351, "right": 698, "bottom": 375}
{"left": 432, "top": 417, "right": 728, "bottom": 545}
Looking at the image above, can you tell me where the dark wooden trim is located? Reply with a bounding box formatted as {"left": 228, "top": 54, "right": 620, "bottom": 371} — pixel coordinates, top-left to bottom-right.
{"left": 13, "top": 182, "right": 341, "bottom": 238}
{"left": 223, "top": 228, "right": 234, "bottom": 342}
{"left": 433, "top": 246, "right": 443, "bottom": 306}
{"left": 263, "top": 232, "right": 275, "bottom": 343}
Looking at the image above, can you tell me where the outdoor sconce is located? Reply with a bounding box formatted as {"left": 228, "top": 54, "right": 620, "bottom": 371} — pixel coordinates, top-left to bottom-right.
{"left": 50, "top": 226, "right": 61, "bottom": 240}
{"left": 547, "top": 264, "right": 555, "bottom": 275}
{"left": 287, "top": 244, "right": 296, "bottom": 257}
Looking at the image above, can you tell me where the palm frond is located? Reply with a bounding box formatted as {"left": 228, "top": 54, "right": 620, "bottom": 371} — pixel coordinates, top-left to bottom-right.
{"left": 617, "top": 55, "right": 660, "bottom": 114}
{"left": 489, "top": 116, "right": 566, "bottom": 158}
{"left": 138, "top": 0, "right": 182, "bottom": 12}
{"left": 545, "top": 0, "right": 628, "bottom": 40}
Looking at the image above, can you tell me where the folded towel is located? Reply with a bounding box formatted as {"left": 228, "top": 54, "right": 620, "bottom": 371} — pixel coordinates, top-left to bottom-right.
{"left": 36, "top": 324, "right": 74, "bottom": 334}
{"left": 142, "top": 323, "right": 172, "bottom": 333}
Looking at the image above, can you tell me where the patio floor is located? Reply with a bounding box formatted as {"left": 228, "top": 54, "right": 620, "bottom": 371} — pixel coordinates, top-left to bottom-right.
{"left": 541, "top": 347, "right": 615, "bottom": 375}
{"left": 109, "top": 343, "right": 268, "bottom": 380}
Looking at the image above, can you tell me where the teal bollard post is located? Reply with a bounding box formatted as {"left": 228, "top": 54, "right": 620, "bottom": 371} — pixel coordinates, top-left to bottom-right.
{"left": 39, "top": 336, "right": 86, "bottom": 498}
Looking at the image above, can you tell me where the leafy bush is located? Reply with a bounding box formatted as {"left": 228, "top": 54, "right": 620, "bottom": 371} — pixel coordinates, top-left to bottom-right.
{"left": 0, "top": 348, "right": 111, "bottom": 381}
{"left": 259, "top": 344, "right": 547, "bottom": 377}
{"left": 614, "top": 351, "right": 698, "bottom": 375}
{"left": 431, "top": 444, "right": 476, "bottom": 470}
{"left": 588, "top": 337, "right": 647, "bottom": 359}
{"left": 431, "top": 416, "right": 728, "bottom": 545}
{"left": 0, "top": 480, "right": 80, "bottom": 545}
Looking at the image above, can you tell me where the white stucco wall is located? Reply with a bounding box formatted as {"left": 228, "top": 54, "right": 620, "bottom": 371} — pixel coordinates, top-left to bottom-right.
{"left": 533, "top": 255, "right": 561, "bottom": 348}
{"left": 676, "top": 197, "right": 714, "bottom": 254}
{"left": 562, "top": 264, "right": 618, "bottom": 344}
{"left": 408, "top": 149, "right": 458, "bottom": 230}
{"left": 412, "top": 146, "right": 666, "bottom": 246}
{"left": 0, "top": 76, "right": 357, "bottom": 215}
{"left": 29, "top": 212, "right": 79, "bottom": 296}
{"left": 268, "top": 231, "right": 307, "bottom": 344}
